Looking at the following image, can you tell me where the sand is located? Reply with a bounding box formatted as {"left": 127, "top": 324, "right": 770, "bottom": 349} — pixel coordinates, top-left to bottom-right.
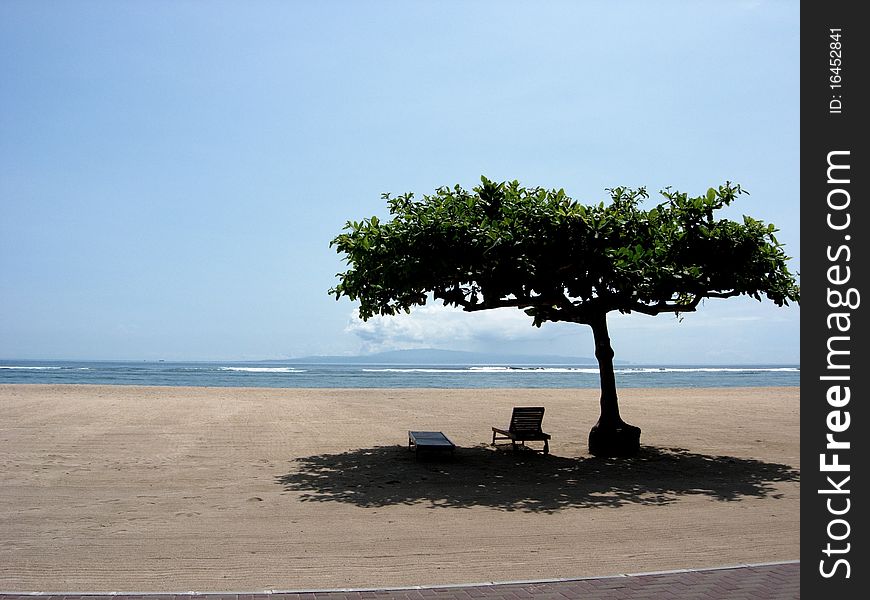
{"left": 0, "top": 384, "right": 799, "bottom": 592}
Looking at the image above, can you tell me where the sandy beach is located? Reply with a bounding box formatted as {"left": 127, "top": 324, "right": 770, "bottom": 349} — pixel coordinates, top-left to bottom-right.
{"left": 0, "top": 384, "right": 799, "bottom": 592}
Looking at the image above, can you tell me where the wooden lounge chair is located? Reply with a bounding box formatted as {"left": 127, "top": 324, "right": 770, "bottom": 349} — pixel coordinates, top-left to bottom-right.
{"left": 491, "top": 407, "right": 551, "bottom": 454}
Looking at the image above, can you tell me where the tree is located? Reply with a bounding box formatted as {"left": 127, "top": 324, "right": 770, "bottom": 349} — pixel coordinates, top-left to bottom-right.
{"left": 329, "top": 177, "right": 800, "bottom": 456}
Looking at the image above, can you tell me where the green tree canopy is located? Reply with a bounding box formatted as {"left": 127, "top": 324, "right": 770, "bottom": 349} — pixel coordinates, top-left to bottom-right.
{"left": 330, "top": 177, "right": 799, "bottom": 456}
{"left": 331, "top": 178, "right": 798, "bottom": 325}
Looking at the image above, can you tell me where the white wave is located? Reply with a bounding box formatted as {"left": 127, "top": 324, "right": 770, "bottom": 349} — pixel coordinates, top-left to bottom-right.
{"left": 361, "top": 368, "right": 469, "bottom": 373}
{"left": 469, "top": 366, "right": 600, "bottom": 373}
{"left": 362, "top": 366, "right": 599, "bottom": 374}
{"left": 616, "top": 367, "right": 799, "bottom": 374}
{"left": 0, "top": 365, "right": 64, "bottom": 370}
{"left": 362, "top": 365, "right": 798, "bottom": 375}
{"left": 218, "top": 367, "right": 306, "bottom": 373}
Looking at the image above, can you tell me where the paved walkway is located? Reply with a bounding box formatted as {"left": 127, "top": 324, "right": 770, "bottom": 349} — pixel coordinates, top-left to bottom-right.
{"left": 1, "top": 561, "right": 799, "bottom": 599}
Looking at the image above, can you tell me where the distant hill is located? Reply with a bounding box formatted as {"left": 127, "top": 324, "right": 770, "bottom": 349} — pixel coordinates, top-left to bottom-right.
{"left": 276, "top": 348, "right": 626, "bottom": 365}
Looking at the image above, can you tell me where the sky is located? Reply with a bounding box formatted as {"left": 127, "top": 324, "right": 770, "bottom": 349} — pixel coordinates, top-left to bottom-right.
{"left": 0, "top": 1, "right": 800, "bottom": 364}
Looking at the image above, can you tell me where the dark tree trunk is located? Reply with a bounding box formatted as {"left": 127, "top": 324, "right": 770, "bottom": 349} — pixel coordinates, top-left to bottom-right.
{"left": 587, "top": 312, "right": 641, "bottom": 457}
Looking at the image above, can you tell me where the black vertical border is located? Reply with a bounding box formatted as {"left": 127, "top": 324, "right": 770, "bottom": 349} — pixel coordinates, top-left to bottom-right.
{"left": 801, "top": 2, "right": 867, "bottom": 597}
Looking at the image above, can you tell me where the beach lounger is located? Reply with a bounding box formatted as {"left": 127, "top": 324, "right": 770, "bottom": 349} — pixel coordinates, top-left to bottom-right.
{"left": 491, "top": 407, "right": 551, "bottom": 454}
{"left": 408, "top": 430, "right": 455, "bottom": 460}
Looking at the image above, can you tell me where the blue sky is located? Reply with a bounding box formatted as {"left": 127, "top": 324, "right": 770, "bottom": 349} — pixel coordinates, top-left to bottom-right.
{"left": 0, "top": 1, "right": 799, "bottom": 363}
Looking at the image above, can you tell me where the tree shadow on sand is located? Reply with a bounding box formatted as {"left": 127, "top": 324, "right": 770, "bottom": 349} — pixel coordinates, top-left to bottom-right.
{"left": 275, "top": 445, "right": 799, "bottom": 513}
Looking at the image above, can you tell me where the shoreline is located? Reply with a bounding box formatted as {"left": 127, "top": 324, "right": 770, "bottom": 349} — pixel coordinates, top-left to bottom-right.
{"left": 1, "top": 385, "right": 799, "bottom": 592}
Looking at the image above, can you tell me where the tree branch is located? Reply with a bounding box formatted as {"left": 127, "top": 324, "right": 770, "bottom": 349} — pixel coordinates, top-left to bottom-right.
{"left": 626, "top": 289, "right": 745, "bottom": 315}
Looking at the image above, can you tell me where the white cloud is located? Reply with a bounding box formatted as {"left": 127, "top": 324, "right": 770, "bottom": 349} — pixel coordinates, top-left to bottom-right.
{"left": 343, "top": 295, "right": 800, "bottom": 364}
{"left": 345, "top": 303, "right": 580, "bottom": 354}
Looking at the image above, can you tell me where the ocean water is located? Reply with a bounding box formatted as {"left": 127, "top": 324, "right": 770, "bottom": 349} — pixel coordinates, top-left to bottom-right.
{"left": 0, "top": 360, "right": 799, "bottom": 388}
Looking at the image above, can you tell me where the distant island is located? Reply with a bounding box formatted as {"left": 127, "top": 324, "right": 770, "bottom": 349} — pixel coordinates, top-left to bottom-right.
{"left": 274, "top": 348, "right": 629, "bottom": 366}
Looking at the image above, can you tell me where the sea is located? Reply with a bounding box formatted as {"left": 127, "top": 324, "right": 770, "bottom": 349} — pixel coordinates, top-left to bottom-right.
{"left": 0, "top": 360, "right": 799, "bottom": 389}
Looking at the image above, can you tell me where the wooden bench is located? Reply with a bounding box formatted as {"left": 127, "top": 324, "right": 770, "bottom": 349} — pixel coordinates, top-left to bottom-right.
{"left": 491, "top": 407, "right": 551, "bottom": 454}
{"left": 408, "top": 430, "right": 455, "bottom": 460}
